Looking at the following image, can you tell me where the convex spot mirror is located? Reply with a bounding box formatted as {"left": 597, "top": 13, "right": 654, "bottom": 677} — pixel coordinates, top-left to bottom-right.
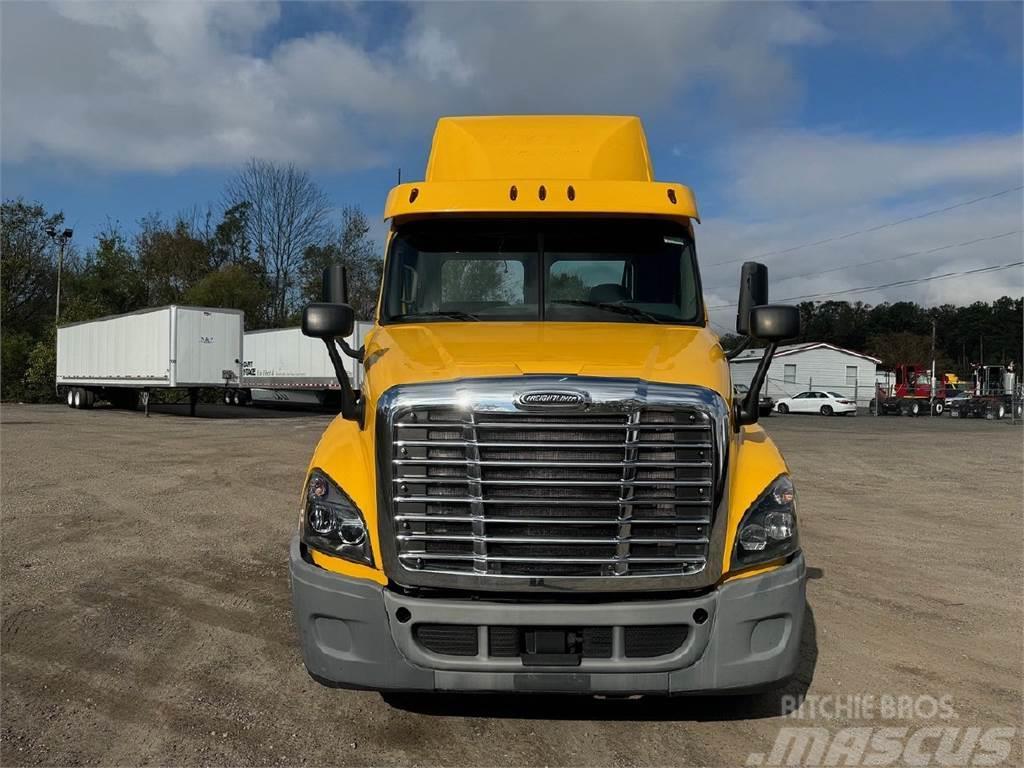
{"left": 302, "top": 303, "right": 355, "bottom": 339}
{"left": 749, "top": 304, "right": 801, "bottom": 342}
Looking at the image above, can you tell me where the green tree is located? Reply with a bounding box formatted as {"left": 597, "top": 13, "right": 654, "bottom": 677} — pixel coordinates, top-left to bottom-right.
{"left": 1, "top": 199, "right": 69, "bottom": 400}
{"left": 185, "top": 264, "right": 271, "bottom": 323}
{"left": 22, "top": 326, "right": 57, "bottom": 403}
{"left": 136, "top": 214, "right": 213, "bottom": 305}
{"left": 210, "top": 202, "right": 253, "bottom": 269}
{"left": 74, "top": 223, "right": 147, "bottom": 316}
{"left": 1, "top": 198, "right": 63, "bottom": 332}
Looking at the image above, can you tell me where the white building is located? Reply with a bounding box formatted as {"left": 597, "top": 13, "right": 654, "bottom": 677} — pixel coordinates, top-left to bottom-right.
{"left": 730, "top": 342, "right": 881, "bottom": 406}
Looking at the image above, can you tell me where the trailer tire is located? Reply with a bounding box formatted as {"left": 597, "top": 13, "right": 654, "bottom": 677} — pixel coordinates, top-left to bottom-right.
{"left": 66, "top": 389, "right": 75, "bottom": 408}
{"left": 820, "top": 405, "right": 833, "bottom": 416}
{"left": 997, "top": 404, "right": 1006, "bottom": 420}
{"left": 224, "top": 391, "right": 233, "bottom": 406}
{"left": 777, "top": 403, "right": 789, "bottom": 414}
{"left": 72, "top": 388, "right": 82, "bottom": 409}
{"left": 82, "top": 389, "right": 95, "bottom": 409}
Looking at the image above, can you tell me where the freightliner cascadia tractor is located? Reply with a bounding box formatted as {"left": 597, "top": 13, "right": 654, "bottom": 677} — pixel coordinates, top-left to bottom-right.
{"left": 289, "top": 115, "right": 805, "bottom": 697}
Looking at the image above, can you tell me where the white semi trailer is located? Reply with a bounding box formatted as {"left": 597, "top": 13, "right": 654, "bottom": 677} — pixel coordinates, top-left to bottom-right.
{"left": 235, "top": 322, "right": 373, "bottom": 407}
{"left": 56, "top": 305, "right": 244, "bottom": 415}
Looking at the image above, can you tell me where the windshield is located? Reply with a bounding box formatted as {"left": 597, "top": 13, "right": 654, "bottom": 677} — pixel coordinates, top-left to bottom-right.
{"left": 381, "top": 218, "right": 703, "bottom": 325}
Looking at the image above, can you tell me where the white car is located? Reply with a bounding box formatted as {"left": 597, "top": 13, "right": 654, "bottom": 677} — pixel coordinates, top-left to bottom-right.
{"left": 775, "top": 390, "right": 858, "bottom": 416}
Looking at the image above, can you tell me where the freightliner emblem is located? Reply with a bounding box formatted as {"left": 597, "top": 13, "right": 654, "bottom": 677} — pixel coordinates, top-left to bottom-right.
{"left": 515, "top": 390, "right": 589, "bottom": 409}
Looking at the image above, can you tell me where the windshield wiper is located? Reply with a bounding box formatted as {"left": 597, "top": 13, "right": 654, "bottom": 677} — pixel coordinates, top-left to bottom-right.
{"left": 397, "top": 310, "right": 482, "bottom": 322}
{"left": 550, "top": 300, "right": 670, "bottom": 324}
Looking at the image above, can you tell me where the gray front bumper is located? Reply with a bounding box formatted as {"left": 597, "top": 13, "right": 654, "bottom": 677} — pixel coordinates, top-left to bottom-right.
{"left": 289, "top": 536, "right": 805, "bottom": 695}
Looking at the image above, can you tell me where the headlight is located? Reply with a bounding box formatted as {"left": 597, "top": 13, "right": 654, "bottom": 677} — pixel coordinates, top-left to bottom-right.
{"left": 301, "top": 468, "right": 373, "bottom": 565}
{"left": 733, "top": 474, "right": 799, "bottom": 566}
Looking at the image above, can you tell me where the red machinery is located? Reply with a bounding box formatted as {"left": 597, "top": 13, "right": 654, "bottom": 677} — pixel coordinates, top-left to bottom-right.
{"left": 876, "top": 363, "right": 955, "bottom": 416}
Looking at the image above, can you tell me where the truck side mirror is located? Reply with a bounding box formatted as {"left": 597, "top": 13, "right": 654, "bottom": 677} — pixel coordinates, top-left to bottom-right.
{"left": 303, "top": 302, "right": 362, "bottom": 425}
{"left": 749, "top": 304, "right": 801, "bottom": 342}
{"left": 735, "top": 262, "right": 768, "bottom": 335}
{"left": 734, "top": 304, "right": 802, "bottom": 430}
{"left": 302, "top": 303, "right": 355, "bottom": 340}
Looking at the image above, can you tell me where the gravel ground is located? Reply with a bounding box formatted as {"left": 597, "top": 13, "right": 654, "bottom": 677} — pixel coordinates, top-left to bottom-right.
{"left": 2, "top": 402, "right": 1021, "bottom": 767}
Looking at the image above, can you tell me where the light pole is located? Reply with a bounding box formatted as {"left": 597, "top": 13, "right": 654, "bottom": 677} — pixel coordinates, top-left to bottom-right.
{"left": 46, "top": 225, "right": 73, "bottom": 325}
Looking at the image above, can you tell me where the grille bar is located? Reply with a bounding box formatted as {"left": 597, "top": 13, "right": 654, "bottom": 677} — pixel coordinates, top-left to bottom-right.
{"left": 395, "top": 514, "right": 711, "bottom": 525}
{"left": 397, "top": 534, "right": 710, "bottom": 545}
{"left": 395, "top": 440, "right": 713, "bottom": 450}
{"left": 394, "top": 459, "right": 713, "bottom": 469}
{"left": 399, "top": 553, "right": 708, "bottom": 565}
{"left": 393, "top": 496, "right": 712, "bottom": 506}
{"left": 397, "top": 421, "right": 711, "bottom": 431}
{"left": 393, "top": 477, "right": 711, "bottom": 487}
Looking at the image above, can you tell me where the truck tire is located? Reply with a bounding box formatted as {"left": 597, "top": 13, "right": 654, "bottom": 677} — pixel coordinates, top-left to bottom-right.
{"left": 933, "top": 402, "right": 944, "bottom": 415}
{"left": 777, "top": 403, "right": 789, "bottom": 414}
{"left": 909, "top": 401, "right": 921, "bottom": 417}
{"left": 820, "top": 405, "right": 833, "bottom": 416}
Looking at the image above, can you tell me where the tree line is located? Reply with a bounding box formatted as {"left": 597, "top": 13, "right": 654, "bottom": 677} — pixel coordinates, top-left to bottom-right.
{"left": 3, "top": 157, "right": 1022, "bottom": 401}
{"left": 720, "top": 296, "right": 1023, "bottom": 374}
{"left": 2, "top": 159, "right": 382, "bottom": 402}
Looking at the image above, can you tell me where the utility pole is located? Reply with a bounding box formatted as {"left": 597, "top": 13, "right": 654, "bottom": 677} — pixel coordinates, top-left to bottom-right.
{"left": 929, "top": 317, "right": 937, "bottom": 415}
{"left": 45, "top": 225, "right": 74, "bottom": 325}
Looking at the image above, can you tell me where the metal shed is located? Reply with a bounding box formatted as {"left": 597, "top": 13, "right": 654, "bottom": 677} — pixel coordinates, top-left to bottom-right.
{"left": 730, "top": 342, "right": 881, "bottom": 407}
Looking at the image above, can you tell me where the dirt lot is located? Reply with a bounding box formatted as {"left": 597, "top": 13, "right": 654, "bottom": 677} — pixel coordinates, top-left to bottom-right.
{"left": 2, "top": 403, "right": 1021, "bottom": 767}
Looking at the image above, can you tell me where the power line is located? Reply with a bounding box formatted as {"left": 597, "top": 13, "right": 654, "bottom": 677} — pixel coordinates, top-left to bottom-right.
{"left": 759, "top": 229, "right": 1022, "bottom": 288}
{"left": 707, "top": 260, "right": 1024, "bottom": 309}
{"left": 705, "top": 184, "right": 1024, "bottom": 269}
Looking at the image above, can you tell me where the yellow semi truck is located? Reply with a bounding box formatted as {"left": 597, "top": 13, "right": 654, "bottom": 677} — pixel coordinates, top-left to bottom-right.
{"left": 289, "top": 115, "right": 805, "bottom": 696}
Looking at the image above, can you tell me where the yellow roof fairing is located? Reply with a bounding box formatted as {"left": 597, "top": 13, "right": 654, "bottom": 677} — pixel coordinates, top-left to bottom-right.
{"left": 425, "top": 115, "right": 654, "bottom": 182}
{"left": 385, "top": 115, "right": 700, "bottom": 223}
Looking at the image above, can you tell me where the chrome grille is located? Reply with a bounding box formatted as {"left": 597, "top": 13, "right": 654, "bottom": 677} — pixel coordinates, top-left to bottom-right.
{"left": 386, "top": 392, "right": 719, "bottom": 583}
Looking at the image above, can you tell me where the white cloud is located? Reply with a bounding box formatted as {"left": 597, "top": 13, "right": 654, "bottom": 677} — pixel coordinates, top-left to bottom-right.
{"left": 720, "top": 130, "right": 1024, "bottom": 214}
{"left": 1, "top": 1, "right": 1020, "bottom": 317}
{"left": 699, "top": 129, "right": 1024, "bottom": 329}
{"left": 1, "top": 0, "right": 828, "bottom": 173}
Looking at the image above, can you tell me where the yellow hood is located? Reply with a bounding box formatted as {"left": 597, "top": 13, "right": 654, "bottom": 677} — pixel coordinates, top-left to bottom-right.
{"left": 361, "top": 322, "right": 730, "bottom": 401}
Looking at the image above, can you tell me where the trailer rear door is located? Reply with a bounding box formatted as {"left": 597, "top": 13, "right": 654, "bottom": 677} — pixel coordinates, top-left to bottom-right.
{"left": 173, "top": 308, "right": 243, "bottom": 386}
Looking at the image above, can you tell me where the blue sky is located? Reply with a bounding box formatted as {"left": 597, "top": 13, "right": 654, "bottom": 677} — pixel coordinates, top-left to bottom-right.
{"left": 2, "top": 1, "right": 1022, "bottom": 325}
